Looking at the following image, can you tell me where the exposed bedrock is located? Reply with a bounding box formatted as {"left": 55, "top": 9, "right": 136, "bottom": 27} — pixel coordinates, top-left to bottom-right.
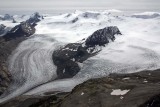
{"left": 85, "top": 26, "right": 122, "bottom": 47}
{"left": 0, "top": 17, "right": 40, "bottom": 95}
{"left": 3, "top": 22, "right": 35, "bottom": 41}
{"left": 0, "top": 14, "right": 14, "bottom": 21}
{"left": 52, "top": 26, "right": 122, "bottom": 79}
{"left": 0, "top": 24, "right": 7, "bottom": 36}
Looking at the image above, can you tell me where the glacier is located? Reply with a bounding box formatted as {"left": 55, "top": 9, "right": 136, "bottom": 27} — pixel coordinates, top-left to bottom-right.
{"left": 0, "top": 10, "right": 160, "bottom": 103}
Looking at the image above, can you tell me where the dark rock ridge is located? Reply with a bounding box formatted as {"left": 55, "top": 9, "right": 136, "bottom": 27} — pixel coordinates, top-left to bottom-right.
{"left": 3, "top": 21, "right": 36, "bottom": 41}
{"left": 52, "top": 26, "right": 122, "bottom": 79}
{"left": 0, "top": 14, "right": 16, "bottom": 23}
{"left": 81, "top": 12, "right": 100, "bottom": 19}
{"left": 2, "top": 12, "right": 44, "bottom": 41}
{"left": 0, "top": 13, "right": 41, "bottom": 95}
{"left": 0, "top": 14, "right": 13, "bottom": 21}
{"left": 0, "top": 24, "right": 7, "bottom": 36}
{"left": 85, "top": 26, "right": 122, "bottom": 47}
{"left": 26, "top": 12, "right": 43, "bottom": 25}
{"left": 1, "top": 69, "right": 160, "bottom": 107}
{"left": 70, "top": 17, "right": 79, "bottom": 23}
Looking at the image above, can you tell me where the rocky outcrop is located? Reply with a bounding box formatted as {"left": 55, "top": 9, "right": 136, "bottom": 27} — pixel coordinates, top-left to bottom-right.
{"left": 0, "top": 24, "right": 7, "bottom": 36}
{"left": 3, "top": 14, "right": 13, "bottom": 20}
{"left": 81, "top": 12, "right": 100, "bottom": 19}
{"left": 53, "top": 43, "right": 90, "bottom": 79}
{"left": 70, "top": 17, "right": 79, "bottom": 23}
{"left": 3, "top": 21, "right": 35, "bottom": 41}
{"left": 0, "top": 14, "right": 16, "bottom": 23}
{"left": 26, "top": 12, "right": 43, "bottom": 25}
{"left": 52, "top": 26, "right": 122, "bottom": 79}
{"left": 85, "top": 26, "right": 122, "bottom": 47}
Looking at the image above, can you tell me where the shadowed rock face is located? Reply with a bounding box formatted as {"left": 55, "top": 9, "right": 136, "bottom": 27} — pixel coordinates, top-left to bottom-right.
{"left": 0, "top": 24, "right": 6, "bottom": 36}
{"left": 27, "top": 12, "right": 43, "bottom": 25}
{"left": 52, "top": 26, "right": 122, "bottom": 79}
{"left": 3, "top": 22, "right": 35, "bottom": 41}
{"left": 53, "top": 43, "right": 89, "bottom": 79}
{"left": 85, "top": 26, "right": 122, "bottom": 47}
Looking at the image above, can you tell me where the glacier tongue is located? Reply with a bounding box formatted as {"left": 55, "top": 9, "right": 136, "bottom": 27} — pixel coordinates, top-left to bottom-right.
{"left": 0, "top": 10, "right": 160, "bottom": 102}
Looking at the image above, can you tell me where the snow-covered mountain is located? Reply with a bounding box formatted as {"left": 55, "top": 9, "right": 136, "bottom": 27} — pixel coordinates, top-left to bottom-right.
{"left": 0, "top": 10, "right": 160, "bottom": 103}
{"left": 0, "top": 12, "right": 43, "bottom": 37}
{"left": 132, "top": 12, "right": 160, "bottom": 19}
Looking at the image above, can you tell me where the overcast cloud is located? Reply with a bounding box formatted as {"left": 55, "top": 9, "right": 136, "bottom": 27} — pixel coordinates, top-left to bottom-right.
{"left": 0, "top": 0, "right": 160, "bottom": 14}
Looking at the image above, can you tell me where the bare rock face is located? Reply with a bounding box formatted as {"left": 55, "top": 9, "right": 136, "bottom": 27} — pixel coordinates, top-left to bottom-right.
{"left": 52, "top": 26, "right": 122, "bottom": 79}
{"left": 27, "top": 12, "right": 43, "bottom": 25}
{"left": 85, "top": 26, "right": 122, "bottom": 47}
{"left": 3, "top": 21, "right": 35, "bottom": 41}
{"left": 0, "top": 24, "right": 7, "bottom": 36}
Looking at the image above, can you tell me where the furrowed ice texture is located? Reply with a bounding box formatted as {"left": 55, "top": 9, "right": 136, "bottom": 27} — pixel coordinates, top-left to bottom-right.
{"left": 0, "top": 10, "right": 160, "bottom": 103}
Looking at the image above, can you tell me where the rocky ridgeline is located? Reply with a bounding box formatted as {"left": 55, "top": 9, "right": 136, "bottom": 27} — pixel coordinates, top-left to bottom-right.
{"left": 0, "top": 12, "right": 43, "bottom": 95}
{"left": 0, "top": 24, "right": 7, "bottom": 36}
{"left": 0, "top": 14, "right": 16, "bottom": 23}
{"left": 26, "top": 12, "right": 44, "bottom": 25}
{"left": 2, "top": 12, "right": 43, "bottom": 41}
{"left": 0, "top": 14, "right": 14, "bottom": 21}
{"left": 52, "top": 26, "right": 122, "bottom": 79}
{"left": 3, "top": 22, "right": 36, "bottom": 41}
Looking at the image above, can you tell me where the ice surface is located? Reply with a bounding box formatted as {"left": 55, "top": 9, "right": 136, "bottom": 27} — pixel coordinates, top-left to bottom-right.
{"left": 0, "top": 10, "right": 160, "bottom": 103}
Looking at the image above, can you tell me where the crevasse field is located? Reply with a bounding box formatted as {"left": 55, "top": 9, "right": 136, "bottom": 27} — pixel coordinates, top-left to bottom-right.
{"left": 0, "top": 10, "right": 160, "bottom": 103}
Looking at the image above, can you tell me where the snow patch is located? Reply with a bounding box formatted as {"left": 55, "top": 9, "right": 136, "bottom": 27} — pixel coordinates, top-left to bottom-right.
{"left": 122, "top": 77, "right": 130, "bottom": 80}
{"left": 81, "top": 92, "right": 84, "bottom": 95}
{"left": 111, "top": 89, "right": 130, "bottom": 96}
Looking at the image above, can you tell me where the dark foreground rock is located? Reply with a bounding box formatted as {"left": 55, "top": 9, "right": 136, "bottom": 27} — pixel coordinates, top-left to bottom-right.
{"left": 1, "top": 69, "right": 160, "bottom": 107}
{"left": 58, "top": 70, "right": 160, "bottom": 107}
{"left": 53, "top": 26, "right": 122, "bottom": 79}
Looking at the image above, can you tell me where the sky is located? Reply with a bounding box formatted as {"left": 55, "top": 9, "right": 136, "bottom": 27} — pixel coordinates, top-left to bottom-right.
{"left": 0, "top": 0, "right": 160, "bottom": 14}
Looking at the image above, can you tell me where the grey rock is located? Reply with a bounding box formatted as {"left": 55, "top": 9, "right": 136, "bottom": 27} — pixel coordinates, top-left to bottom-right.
{"left": 85, "top": 26, "right": 122, "bottom": 47}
